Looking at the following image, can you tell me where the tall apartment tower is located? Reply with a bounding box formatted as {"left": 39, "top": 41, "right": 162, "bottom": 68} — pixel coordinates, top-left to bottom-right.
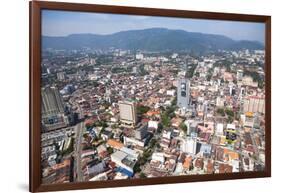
{"left": 118, "top": 100, "right": 137, "bottom": 128}
{"left": 177, "top": 78, "right": 190, "bottom": 109}
{"left": 42, "top": 86, "right": 64, "bottom": 116}
{"left": 41, "top": 86, "right": 67, "bottom": 132}
{"left": 243, "top": 96, "right": 265, "bottom": 114}
{"left": 105, "top": 87, "right": 112, "bottom": 104}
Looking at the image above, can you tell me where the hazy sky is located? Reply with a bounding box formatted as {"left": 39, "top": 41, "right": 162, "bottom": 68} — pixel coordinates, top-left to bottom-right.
{"left": 42, "top": 10, "right": 265, "bottom": 43}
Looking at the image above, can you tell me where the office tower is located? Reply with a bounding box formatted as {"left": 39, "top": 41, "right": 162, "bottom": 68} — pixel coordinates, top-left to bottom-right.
{"left": 41, "top": 86, "right": 68, "bottom": 132}
{"left": 181, "top": 137, "right": 197, "bottom": 155}
{"left": 177, "top": 78, "right": 190, "bottom": 109}
{"left": 118, "top": 100, "right": 137, "bottom": 128}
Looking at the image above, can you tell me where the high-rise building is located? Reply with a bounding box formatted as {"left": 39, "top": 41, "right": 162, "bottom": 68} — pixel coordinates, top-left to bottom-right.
{"left": 41, "top": 86, "right": 68, "bottom": 132}
{"left": 57, "top": 72, "right": 65, "bottom": 81}
{"left": 105, "top": 88, "right": 112, "bottom": 104}
{"left": 135, "top": 123, "right": 148, "bottom": 140}
{"left": 90, "top": 58, "right": 96, "bottom": 65}
{"left": 135, "top": 53, "right": 144, "bottom": 60}
{"left": 229, "top": 85, "right": 234, "bottom": 96}
{"left": 243, "top": 96, "right": 265, "bottom": 114}
{"left": 236, "top": 70, "right": 243, "bottom": 81}
{"left": 216, "top": 123, "right": 224, "bottom": 136}
{"left": 42, "top": 86, "right": 64, "bottom": 115}
{"left": 119, "top": 100, "right": 137, "bottom": 128}
{"left": 181, "top": 137, "right": 197, "bottom": 155}
{"left": 177, "top": 78, "right": 190, "bottom": 109}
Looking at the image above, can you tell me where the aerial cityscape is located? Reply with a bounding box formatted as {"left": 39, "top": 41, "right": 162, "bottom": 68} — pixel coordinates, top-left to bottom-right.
{"left": 41, "top": 10, "right": 266, "bottom": 184}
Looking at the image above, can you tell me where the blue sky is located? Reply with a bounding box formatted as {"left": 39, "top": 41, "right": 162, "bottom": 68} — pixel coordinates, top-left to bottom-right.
{"left": 42, "top": 10, "right": 265, "bottom": 43}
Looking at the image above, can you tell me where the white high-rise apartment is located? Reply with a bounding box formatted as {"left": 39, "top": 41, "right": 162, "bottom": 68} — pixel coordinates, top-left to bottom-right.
{"left": 243, "top": 96, "right": 265, "bottom": 114}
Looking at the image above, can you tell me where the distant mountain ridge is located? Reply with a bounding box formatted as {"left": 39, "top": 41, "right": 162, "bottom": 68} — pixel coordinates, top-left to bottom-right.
{"left": 42, "top": 28, "right": 264, "bottom": 52}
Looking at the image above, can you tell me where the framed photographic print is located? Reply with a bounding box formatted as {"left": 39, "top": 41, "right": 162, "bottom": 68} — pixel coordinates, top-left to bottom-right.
{"left": 30, "top": 1, "right": 271, "bottom": 192}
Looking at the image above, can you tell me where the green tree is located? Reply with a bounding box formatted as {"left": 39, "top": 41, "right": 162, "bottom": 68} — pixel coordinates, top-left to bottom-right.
{"left": 227, "top": 116, "right": 234, "bottom": 123}
{"left": 139, "top": 172, "right": 147, "bottom": 178}
{"left": 161, "top": 113, "right": 170, "bottom": 128}
{"left": 149, "top": 138, "right": 157, "bottom": 148}
{"left": 137, "top": 105, "right": 150, "bottom": 115}
{"left": 61, "top": 138, "right": 74, "bottom": 156}
{"left": 216, "top": 108, "right": 225, "bottom": 116}
{"left": 225, "top": 108, "right": 234, "bottom": 117}
{"left": 134, "top": 163, "right": 141, "bottom": 173}
{"left": 180, "top": 122, "right": 187, "bottom": 134}
{"left": 158, "top": 123, "right": 163, "bottom": 133}
{"left": 171, "top": 97, "right": 177, "bottom": 106}
{"left": 107, "top": 147, "right": 114, "bottom": 154}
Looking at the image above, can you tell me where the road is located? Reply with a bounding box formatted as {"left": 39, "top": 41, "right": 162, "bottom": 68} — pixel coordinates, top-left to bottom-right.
{"left": 74, "top": 121, "right": 85, "bottom": 182}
